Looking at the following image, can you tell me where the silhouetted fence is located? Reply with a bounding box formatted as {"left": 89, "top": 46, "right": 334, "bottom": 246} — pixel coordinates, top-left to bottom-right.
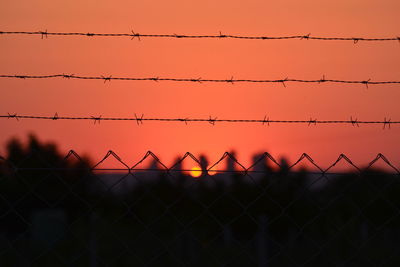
{"left": 1, "top": 147, "right": 400, "bottom": 266}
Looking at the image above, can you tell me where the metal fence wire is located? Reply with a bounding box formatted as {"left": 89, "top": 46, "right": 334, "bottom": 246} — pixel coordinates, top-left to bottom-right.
{"left": 1, "top": 30, "right": 400, "bottom": 43}
{"left": 1, "top": 146, "right": 400, "bottom": 267}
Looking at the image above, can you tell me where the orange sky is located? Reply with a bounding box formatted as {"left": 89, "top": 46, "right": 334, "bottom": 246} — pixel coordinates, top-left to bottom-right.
{"left": 1, "top": 0, "right": 399, "bottom": 170}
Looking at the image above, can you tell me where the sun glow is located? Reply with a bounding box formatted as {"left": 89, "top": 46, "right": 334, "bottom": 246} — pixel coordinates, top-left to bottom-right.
{"left": 207, "top": 167, "right": 217, "bottom": 176}
{"left": 190, "top": 166, "right": 202, "bottom": 178}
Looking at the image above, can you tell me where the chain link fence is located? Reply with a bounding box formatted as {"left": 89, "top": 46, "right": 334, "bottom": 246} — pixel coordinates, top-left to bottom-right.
{"left": 1, "top": 141, "right": 399, "bottom": 266}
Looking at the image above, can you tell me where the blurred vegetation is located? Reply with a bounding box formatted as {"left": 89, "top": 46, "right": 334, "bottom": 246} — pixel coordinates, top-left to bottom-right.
{"left": 0, "top": 135, "right": 399, "bottom": 266}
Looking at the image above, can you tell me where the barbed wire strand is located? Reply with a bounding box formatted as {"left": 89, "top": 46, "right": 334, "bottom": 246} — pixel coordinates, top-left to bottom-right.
{"left": 1, "top": 31, "right": 400, "bottom": 43}
{"left": 1, "top": 74, "right": 399, "bottom": 87}
{"left": 2, "top": 150, "right": 399, "bottom": 174}
{"left": 0, "top": 114, "right": 398, "bottom": 128}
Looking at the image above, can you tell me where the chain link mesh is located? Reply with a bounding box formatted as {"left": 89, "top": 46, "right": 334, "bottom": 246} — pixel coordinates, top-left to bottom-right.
{"left": 1, "top": 147, "right": 399, "bottom": 266}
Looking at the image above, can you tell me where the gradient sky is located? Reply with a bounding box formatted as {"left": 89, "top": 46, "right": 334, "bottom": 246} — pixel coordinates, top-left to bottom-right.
{"left": 1, "top": 0, "right": 399, "bottom": 170}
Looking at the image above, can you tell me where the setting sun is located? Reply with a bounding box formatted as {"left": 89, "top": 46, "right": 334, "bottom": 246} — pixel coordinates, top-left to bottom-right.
{"left": 190, "top": 166, "right": 202, "bottom": 178}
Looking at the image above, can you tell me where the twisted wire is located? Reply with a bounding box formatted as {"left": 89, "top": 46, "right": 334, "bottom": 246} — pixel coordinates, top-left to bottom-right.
{"left": 0, "top": 113, "right": 397, "bottom": 128}
{"left": 1, "top": 74, "right": 399, "bottom": 87}
{"left": 1, "top": 30, "right": 399, "bottom": 43}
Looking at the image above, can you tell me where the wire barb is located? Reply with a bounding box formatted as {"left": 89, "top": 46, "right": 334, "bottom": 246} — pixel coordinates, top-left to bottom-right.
{"left": 301, "top": 33, "right": 311, "bottom": 40}
{"left": 178, "top": 118, "right": 189, "bottom": 125}
{"left": 262, "top": 116, "right": 270, "bottom": 126}
{"left": 91, "top": 115, "right": 102, "bottom": 124}
{"left": 308, "top": 118, "right": 317, "bottom": 126}
{"left": 362, "top": 79, "right": 371, "bottom": 89}
{"left": 39, "top": 30, "right": 48, "bottom": 39}
{"left": 279, "top": 77, "right": 288, "bottom": 87}
{"left": 135, "top": 113, "right": 144, "bottom": 125}
{"left": 174, "top": 33, "right": 184, "bottom": 38}
{"left": 226, "top": 76, "right": 234, "bottom": 84}
{"left": 350, "top": 116, "right": 359, "bottom": 127}
{"left": 219, "top": 31, "right": 227, "bottom": 38}
{"left": 130, "top": 30, "right": 141, "bottom": 41}
{"left": 101, "top": 75, "right": 112, "bottom": 83}
{"left": 208, "top": 116, "right": 217, "bottom": 125}
{"left": 62, "top": 73, "right": 74, "bottom": 79}
{"left": 383, "top": 117, "right": 391, "bottom": 130}
{"left": 7, "top": 113, "right": 19, "bottom": 121}
{"left": 190, "top": 77, "right": 202, "bottom": 83}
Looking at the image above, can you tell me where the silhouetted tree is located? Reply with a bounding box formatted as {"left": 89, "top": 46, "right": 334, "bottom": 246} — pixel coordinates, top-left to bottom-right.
{"left": 0, "top": 134, "right": 93, "bottom": 238}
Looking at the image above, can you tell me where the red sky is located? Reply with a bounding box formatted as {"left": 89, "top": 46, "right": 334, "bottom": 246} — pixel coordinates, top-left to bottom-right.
{"left": 1, "top": 0, "right": 399, "bottom": 170}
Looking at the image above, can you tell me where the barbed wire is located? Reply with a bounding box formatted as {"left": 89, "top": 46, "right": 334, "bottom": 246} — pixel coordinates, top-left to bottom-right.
{"left": 1, "top": 30, "right": 400, "bottom": 43}
{"left": 1, "top": 74, "right": 399, "bottom": 87}
{"left": 0, "top": 113, "right": 397, "bottom": 128}
{"left": 2, "top": 150, "right": 399, "bottom": 174}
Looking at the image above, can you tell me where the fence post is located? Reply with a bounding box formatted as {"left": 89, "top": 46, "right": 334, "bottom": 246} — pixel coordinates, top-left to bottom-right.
{"left": 90, "top": 212, "right": 97, "bottom": 267}
{"left": 257, "top": 214, "right": 268, "bottom": 267}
